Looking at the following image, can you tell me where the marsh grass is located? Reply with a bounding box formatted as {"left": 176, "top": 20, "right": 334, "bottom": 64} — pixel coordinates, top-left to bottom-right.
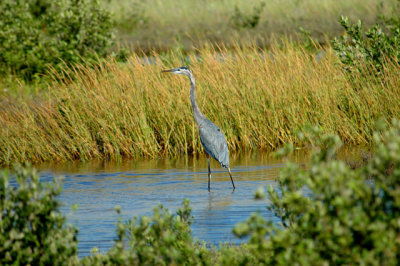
{"left": 1, "top": 41, "right": 399, "bottom": 165}
{"left": 103, "top": 0, "right": 397, "bottom": 51}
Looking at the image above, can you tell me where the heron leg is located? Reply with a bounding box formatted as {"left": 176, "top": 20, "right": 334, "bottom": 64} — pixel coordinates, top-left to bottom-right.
{"left": 228, "top": 167, "right": 236, "bottom": 190}
{"left": 207, "top": 154, "right": 211, "bottom": 192}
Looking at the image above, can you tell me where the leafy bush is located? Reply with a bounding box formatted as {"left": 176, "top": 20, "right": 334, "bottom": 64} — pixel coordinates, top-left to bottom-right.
{"left": 332, "top": 12, "right": 400, "bottom": 74}
{"left": 102, "top": 0, "right": 149, "bottom": 33}
{"left": 234, "top": 121, "right": 400, "bottom": 265}
{"left": 0, "top": 165, "right": 78, "bottom": 265}
{"left": 0, "top": 0, "right": 114, "bottom": 79}
{"left": 230, "top": 2, "right": 265, "bottom": 29}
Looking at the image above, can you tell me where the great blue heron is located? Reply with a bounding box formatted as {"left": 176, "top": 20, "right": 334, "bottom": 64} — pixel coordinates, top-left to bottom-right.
{"left": 162, "top": 66, "right": 236, "bottom": 191}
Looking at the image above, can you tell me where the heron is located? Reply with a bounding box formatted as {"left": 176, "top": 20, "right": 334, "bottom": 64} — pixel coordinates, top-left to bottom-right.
{"left": 162, "top": 66, "right": 235, "bottom": 191}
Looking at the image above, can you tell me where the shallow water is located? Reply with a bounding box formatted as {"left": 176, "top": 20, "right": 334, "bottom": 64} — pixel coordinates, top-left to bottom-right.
{"left": 34, "top": 149, "right": 329, "bottom": 257}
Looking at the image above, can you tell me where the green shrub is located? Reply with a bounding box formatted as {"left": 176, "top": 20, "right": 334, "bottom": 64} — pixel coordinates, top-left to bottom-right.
{"left": 0, "top": 165, "right": 78, "bottom": 265}
{"left": 0, "top": 0, "right": 114, "bottom": 80}
{"left": 234, "top": 121, "right": 400, "bottom": 265}
{"left": 102, "top": 0, "right": 149, "bottom": 33}
{"left": 332, "top": 12, "right": 400, "bottom": 74}
{"left": 230, "top": 2, "right": 265, "bottom": 29}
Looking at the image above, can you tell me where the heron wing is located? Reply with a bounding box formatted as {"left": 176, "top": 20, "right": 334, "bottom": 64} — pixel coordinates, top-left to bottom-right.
{"left": 198, "top": 118, "right": 230, "bottom": 168}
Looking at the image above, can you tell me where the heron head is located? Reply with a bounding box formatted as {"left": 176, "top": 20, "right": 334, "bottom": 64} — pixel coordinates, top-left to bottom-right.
{"left": 161, "top": 66, "right": 191, "bottom": 76}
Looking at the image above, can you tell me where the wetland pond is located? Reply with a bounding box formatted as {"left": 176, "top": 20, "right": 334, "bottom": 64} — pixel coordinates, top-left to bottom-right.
{"left": 33, "top": 148, "right": 362, "bottom": 257}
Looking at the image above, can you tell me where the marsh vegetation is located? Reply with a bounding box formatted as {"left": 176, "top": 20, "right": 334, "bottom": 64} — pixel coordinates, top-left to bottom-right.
{"left": 1, "top": 0, "right": 400, "bottom": 264}
{"left": 1, "top": 41, "right": 400, "bottom": 165}
{"left": 103, "top": 0, "right": 398, "bottom": 51}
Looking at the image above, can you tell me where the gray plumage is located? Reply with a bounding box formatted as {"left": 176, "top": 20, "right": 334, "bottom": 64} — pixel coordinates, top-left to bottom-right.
{"left": 199, "top": 120, "right": 229, "bottom": 168}
{"left": 162, "top": 66, "right": 235, "bottom": 191}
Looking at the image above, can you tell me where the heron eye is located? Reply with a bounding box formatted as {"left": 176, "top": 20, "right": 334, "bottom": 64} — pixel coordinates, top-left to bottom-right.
{"left": 217, "top": 129, "right": 220, "bottom": 131}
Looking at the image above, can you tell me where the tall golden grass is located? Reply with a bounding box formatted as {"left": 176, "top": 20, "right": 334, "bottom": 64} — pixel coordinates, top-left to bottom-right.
{"left": 1, "top": 42, "right": 399, "bottom": 165}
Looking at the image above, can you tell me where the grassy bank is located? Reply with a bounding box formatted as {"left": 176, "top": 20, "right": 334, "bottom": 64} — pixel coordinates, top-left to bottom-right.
{"left": 0, "top": 41, "right": 399, "bottom": 165}
{"left": 102, "top": 0, "right": 397, "bottom": 51}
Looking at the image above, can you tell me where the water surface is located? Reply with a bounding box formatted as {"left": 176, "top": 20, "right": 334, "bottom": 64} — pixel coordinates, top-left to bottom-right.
{"left": 35, "top": 150, "right": 313, "bottom": 257}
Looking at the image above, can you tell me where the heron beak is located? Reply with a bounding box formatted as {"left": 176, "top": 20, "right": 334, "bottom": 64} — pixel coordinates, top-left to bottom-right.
{"left": 161, "top": 68, "right": 179, "bottom": 74}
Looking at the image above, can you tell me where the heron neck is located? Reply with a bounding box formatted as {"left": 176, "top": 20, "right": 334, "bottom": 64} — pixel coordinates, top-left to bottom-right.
{"left": 188, "top": 73, "right": 205, "bottom": 124}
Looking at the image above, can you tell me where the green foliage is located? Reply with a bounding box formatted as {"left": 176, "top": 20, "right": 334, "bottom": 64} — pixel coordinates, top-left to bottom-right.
{"left": 0, "top": 164, "right": 78, "bottom": 265}
{"left": 0, "top": 0, "right": 114, "bottom": 79}
{"left": 103, "top": 0, "right": 149, "bottom": 32}
{"left": 234, "top": 120, "right": 400, "bottom": 265}
{"left": 332, "top": 13, "right": 400, "bottom": 74}
{"left": 230, "top": 2, "right": 265, "bottom": 29}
